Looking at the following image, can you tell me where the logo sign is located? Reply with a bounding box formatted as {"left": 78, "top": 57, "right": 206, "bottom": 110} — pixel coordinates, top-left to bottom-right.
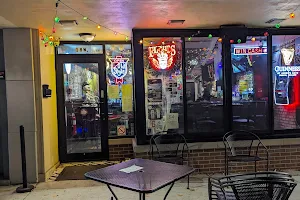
{"left": 281, "top": 48, "right": 294, "bottom": 65}
{"left": 0, "top": 71, "right": 4, "bottom": 79}
{"left": 234, "top": 47, "right": 267, "bottom": 55}
{"left": 275, "top": 66, "right": 300, "bottom": 77}
{"left": 148, "top": 44, "right": 177, "bottom": 71}
{"left": 109, "top": 56, "right": 129, "bottom": 84}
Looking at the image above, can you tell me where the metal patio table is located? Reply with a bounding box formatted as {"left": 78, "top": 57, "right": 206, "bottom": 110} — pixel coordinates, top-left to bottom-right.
{"left": 85, "top": 158, "right": 195, "bottom": 200}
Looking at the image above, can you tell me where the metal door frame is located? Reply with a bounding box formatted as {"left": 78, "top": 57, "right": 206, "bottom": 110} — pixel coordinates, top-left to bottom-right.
{"left": 56, "top": 54, "right": 109, "bottom": 162}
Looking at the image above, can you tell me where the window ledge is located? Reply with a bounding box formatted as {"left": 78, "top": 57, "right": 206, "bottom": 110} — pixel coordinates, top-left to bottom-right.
{"left": 132, "top": 137, "right": 300, "bottom": 153}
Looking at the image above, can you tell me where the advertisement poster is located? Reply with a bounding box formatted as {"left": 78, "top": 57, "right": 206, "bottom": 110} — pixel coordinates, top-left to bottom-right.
{"left": 166, "top": 113, "right": 179, "bottom": 129}
{"left": 121, "top": 84, "right": 133, "bottom": 112}
{"left": 148, "top": 79, "right": 162, "bottom": 102}
{"left": 148, "top": 104, "right": 163, "bottom": 120}
{"left": 108, "top": 85, "right": 119, "bottom": 99}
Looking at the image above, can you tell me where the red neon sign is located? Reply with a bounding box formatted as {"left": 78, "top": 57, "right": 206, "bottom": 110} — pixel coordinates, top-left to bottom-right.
{"left": 148, "top": 44, "right": 177, "bottom": 71}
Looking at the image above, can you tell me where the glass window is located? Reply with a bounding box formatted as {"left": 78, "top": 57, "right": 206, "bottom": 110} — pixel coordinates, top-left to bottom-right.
{"left": 231, "top": 36, "right": 269, "bottom": 130}
{"left": 143, "top": 38, "right": 184, "bottom": 135}
{"left": 63, "top": 63, "right": 102, "bottom": 153}
{"left": 105, "top": 44, "right": 134, "bottom": 137}
{"left": 272, "top": 35, "right": 300, "bottom": 130}
{"left": 185, "top": 37, "right": 223, "bottom": 133}
{"left": 58, "top": 44, "right": 103, "bottom": 54}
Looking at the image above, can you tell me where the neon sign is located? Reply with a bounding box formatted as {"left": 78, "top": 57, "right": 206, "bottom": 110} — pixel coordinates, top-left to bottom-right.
{"left": 234, "top": 47, "right": 267, "bottom": 55}
{"left": 148, "top": 44, "right": 177, "bottom": 71}
{"left": 109, "top": 55, "right": 129, "bottom": 84}
{"left": 275, "top": 66, "right": 300, "bottom": 77}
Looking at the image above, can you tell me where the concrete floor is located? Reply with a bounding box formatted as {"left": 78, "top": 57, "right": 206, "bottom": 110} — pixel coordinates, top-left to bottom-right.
{"left": 1, "top": 175, "right": 300, "bottom": 200}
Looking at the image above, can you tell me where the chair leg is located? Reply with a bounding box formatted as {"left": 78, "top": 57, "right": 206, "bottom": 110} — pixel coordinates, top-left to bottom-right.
{"left": 255, "top": 161, "right": 257, "bottom": 172}
{"left": 187, "top": 175, "right": 190, "bottom": 189}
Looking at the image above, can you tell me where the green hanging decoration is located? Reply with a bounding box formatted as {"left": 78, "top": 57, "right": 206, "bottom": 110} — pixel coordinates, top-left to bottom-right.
{"left": 54, "top": 17, "right": 60, "bottom": 23}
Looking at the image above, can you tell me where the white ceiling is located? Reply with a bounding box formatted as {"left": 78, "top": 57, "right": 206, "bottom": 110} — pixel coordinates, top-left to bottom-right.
{"left": 1, "top": 0, "right": 300, "bottom": 41}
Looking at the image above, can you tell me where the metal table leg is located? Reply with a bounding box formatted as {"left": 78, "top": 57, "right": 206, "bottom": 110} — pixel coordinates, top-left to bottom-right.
{"left": 163, "top": 182, "right": 175, "bottom": 200}
{"left": 107, "top": 184, "right": 118, "bottom": 200}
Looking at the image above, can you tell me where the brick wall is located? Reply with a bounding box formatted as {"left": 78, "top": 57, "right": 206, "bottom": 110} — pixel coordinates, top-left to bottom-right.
{"left": 274, "top": 105, "right": 299, "bottom": 129}
{"left": 109, "top": 144, "right": 134, "bottom": 161}
{"left": 135, "top": 144, "right": 300, "bottom": 174}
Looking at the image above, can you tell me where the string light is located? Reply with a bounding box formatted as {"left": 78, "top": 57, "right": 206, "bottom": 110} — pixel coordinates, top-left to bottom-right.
{"left": 264, "top": 32, "right": 269, "bottom": 37}
{"left": 162, "top": 41, "right": 165, "bottom": 45}
{"left": 208, "top": 34, "right": 213, "bottom": 38}
{"left": 290, "top": 13, "right": 295, "bottom": 19}
{"left": 49, "top": 36, "right": 54, "bottom": 40}
{"left": 125, "top": 36, "right": 128, "bottom": 42}
{"left": 56, "top": 0, "right": 130, "bottom": 41}
{"left": 188, "top": 37, "right": 192, "bottom": 41}
{"left": 251, "top": 37, "right": 256, "bottom": 42}
{"left": 139, "top": 39, "right": 143, "bottom": 44}
{"left": 217, "top": 38, "right": 222, "bottom": 43}
{"left": 230, "top": 40, "right": 234, "bottom": 44}
{"left": 54, "top": 17, "right": 60, "bottom": 23}
{"left": 237, "top": 39, "right": 242, "bottom": 43}
{"left": 275, "top": 23, "right": 281, "bottom": 29}
{"left": 52, "top": 27, "right": 56, "bottom": 33}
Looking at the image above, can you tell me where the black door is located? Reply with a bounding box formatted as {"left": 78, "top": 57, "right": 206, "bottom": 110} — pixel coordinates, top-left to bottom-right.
{"left": 56, "top": 54, "right": 109, "bottom": 162}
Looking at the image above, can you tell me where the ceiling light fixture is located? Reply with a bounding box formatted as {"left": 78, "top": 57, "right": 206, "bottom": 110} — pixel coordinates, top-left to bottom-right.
{"left": 79, "top": 33, "right": 96, "bottom": 42}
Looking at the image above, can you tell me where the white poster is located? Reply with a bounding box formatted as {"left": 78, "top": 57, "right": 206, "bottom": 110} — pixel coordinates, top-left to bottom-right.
{"left": 166, "top": 113, "right": 179, "bottom": 129}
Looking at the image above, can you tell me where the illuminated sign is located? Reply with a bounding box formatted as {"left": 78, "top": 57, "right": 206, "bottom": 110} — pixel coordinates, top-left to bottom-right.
{"left": 233, "top": 47, "right": 267, "bottom": 55}
{"left": 275, "top": 66, "right": 300, "bottom": 77}
{"left": 281, "top": 48, "right": 294, "bottom": 65}
{"left": 148, "top": 44, "right": 177, "bottom": 71}
{"left": 109, "top": 56, "right": 129, "bottom": 84}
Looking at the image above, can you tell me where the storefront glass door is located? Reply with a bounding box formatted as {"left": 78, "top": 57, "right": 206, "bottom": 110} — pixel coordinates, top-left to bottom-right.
{"left": 56, "top": 54, "right": 109, "bottom": 162}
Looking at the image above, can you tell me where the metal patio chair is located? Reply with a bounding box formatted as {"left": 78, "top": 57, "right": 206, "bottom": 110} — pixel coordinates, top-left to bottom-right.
{"left": 149, "top": 131, "right": 191, "bottom": 189}
{"left": 223, "top": 130, "right": 269, "bottom": 175}
{"left": 208, "top": 171, "right": 297, "bottom": 200}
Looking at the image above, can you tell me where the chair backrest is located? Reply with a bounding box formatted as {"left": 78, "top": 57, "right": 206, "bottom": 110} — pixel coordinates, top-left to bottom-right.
{"left": 229, "top": 178, "right": 296, "bottom": 200}
{"left": 223, "top": 130, "right": 262, "bottom": 156}
{"left": 149, "top": 132, "right": 188, "bottom": 158}
{"left": 209, "top": 172, "right": 297, "bottom": 200}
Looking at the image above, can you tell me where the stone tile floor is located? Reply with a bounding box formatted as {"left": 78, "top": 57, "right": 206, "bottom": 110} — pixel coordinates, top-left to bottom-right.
{"left": 0, "top": 175, "right": 300, "bottom": 200}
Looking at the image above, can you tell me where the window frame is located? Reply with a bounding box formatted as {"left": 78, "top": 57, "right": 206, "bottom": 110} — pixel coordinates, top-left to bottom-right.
{"left": 133, "top": 28, "right": 300, "bottom": 145}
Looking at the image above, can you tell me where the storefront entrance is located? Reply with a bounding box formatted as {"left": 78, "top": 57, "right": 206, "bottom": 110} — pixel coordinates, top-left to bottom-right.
{"left": 56, "top": 47, "right": 109, "bottom": 162}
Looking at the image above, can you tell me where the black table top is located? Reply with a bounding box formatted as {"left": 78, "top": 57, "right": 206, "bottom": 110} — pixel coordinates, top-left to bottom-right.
{"left": 85, "top": 158, "right": 194, "bottom": 193}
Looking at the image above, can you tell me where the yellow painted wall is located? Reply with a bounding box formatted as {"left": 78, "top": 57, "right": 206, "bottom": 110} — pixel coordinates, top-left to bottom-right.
{"left": 39, "top": 41, "right": 59, "bottom": 178}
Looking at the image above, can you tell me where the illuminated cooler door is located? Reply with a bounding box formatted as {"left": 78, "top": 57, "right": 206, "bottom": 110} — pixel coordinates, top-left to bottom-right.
{"left": 63, "top": 63, "right": 103, "bottom": 154}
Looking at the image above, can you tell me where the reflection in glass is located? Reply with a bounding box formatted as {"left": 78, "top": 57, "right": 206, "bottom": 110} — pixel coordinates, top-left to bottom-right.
{"left": 144, "top": 38, "right": 184, "bottom": 135}
{"left": 105, "top": 44, "right": 134, "bottom": 137}
{"left": 231, "top": 36, "right": 268, "bottom": 130}
{"left": 63, "top": 63, "right": 102, "bottom": 154}
{"left": 185, "top": 37, "right": 223, "bottom": 133}
{"left": 272, "top": 35, "right": 300, "bottom": 130}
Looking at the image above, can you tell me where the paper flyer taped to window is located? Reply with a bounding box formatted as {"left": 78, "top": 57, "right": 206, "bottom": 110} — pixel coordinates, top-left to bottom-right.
{"left": 121, "top": 84, "right": 133, "bottom": 112}
{"left": 119, "top": 165, "right": 143, "bottom": 173}
{"left": 166, "top": 113, "right": 179, "bottom": 129}
{"left": 108, "top": 85, "right": 119, "bottom": 99}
